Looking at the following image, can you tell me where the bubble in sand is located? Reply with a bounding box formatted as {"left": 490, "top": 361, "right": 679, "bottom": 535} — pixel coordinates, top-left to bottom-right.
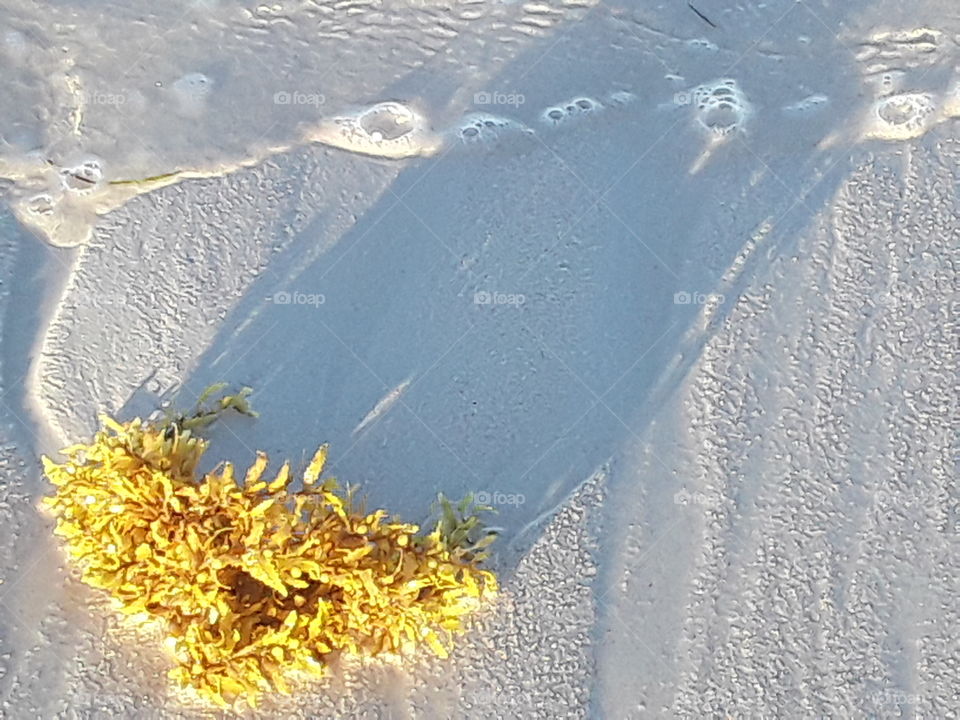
{"left": 358, "top": 103, "right": 414, "bottom": 141}
{"left": 539, "top": 96, "right": 604, "bottom": 126}
{"left": 865, "top": 92, "right": 935, "bottom": 140}
{"left": 688, "top": 78, "right": 751, "bottom": 136}
{"left": 454, "top": 112, "right": 532, "bottom": 145}
{"left": 305, "top": 101, "right": 441, "bottom": 159}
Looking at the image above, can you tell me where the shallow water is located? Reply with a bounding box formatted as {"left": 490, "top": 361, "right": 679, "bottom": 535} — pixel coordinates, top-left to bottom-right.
{"left": 1, "top": 0, "right": 958, "bottom": 716}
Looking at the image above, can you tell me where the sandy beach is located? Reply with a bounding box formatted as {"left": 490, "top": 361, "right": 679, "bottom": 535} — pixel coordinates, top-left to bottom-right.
{"left": 0, "top": 0, "right": 957, "bottom": 717}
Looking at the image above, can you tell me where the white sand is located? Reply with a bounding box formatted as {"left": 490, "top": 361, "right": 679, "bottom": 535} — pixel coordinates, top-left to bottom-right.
{"left": 0, "top": 0, "right": 958, "bottom": 717}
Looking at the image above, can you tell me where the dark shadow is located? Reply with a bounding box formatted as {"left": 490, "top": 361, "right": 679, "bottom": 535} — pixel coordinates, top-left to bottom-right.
{"left": 146, "top": 0, "right": 864, "bottom": 577}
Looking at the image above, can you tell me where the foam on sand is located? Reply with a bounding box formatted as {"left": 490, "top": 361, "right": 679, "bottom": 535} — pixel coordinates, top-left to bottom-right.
{"left": 688, "top": 78, "right": 752, "bottom": 137}
{"left": 0, "top": 0, "right": 596, "bottom": 247}
{"left": 451, "top": 112, "right": 535, "bottom": 146}
{"left": 539, "top": 96, "right": 605, "bottom": 126}
{"left": 3, "top": 152, "right": 287, "bottom": 248}
{"left": 303, "top": 101, "right": 442, "bottom": 159}
{"left": 864, "top": 91, "right": 937, "bottom": 140}
{"left": 673, "top": 78, "right": 753, "bottom": 174}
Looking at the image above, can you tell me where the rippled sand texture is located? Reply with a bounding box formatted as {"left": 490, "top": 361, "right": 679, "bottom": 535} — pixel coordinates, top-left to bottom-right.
{"left": 1, "top": 0, "right": 959, "bottom": 717}
{"left": 599, "top": 141, "right": 959, "bottom": 718}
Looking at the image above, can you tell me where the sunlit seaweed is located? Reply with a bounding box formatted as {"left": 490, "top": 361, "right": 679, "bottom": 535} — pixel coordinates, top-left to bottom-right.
{"left": 41, "top": 386, "right": 497, "bottom": 709}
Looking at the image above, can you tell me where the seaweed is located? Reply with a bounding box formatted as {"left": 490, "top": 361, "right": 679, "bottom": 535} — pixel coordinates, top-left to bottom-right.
{"left": 41, "top": 384, "right": 497, "bottom": 709}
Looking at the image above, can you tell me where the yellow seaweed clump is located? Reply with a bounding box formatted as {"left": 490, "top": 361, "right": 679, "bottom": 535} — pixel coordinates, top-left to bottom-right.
{"left": 41, "top": 395, "right": 497, "bottom": 709}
